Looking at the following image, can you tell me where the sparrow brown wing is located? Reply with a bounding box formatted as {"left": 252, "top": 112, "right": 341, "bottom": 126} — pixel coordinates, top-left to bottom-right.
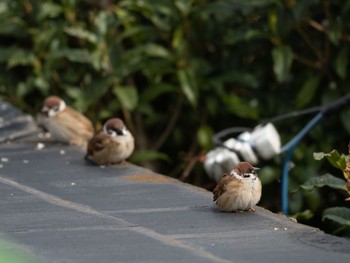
{"left": 65, "top": 107, "right": 94, "bottom": 134}
{"left": 87, "top": 133, "right": 111, "bottom": 154}
{"left": 55, "top": 107, "right": 94, "bottom": 141}
{"left": 85, "top": 132, "right": 124, "bottom": 165}
{"left": 85, "top": 132, "right": 111, "bottom": 161}
{"left": 213, "top": 174, "right": 233, "bottom": 202}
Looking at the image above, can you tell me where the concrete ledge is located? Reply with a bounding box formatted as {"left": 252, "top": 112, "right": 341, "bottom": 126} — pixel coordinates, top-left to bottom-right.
{"left": 1, "top": 100, "right": 350, "bottom": 262}
{"left": 1, "top": 142, "right": 350, "bottom": 263}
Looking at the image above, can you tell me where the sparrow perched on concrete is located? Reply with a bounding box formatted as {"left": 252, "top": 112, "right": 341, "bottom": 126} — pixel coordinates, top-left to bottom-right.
{"left": 37, "top": 96, "right": 94, "bottom": 147}
{"left": 85, "top": 118, "right": 134, "bottom": 165}
{"left": 213, "top": 161, "right": 262, "bottom": 212}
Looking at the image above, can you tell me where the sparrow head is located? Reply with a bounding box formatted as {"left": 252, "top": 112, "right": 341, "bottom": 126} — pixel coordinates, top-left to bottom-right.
{"left": 103, "top": 118, "right": 128, "bottom": 136}
{"left": 41, "top": 96, "right": 66, "bottom": 117}
{"left": 230, "top": 161, "right": 259, "bottom": 180}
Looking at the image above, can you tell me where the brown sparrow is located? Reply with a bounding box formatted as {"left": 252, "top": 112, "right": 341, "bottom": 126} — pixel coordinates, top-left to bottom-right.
{"left": 213, "top": 161, "right": 262, "bottom": 212}
{"left": 37, "top": 96, "right": 94, "bottom": 147}
{"left": 85, "top": 118, "right": 135, "bottom": 165}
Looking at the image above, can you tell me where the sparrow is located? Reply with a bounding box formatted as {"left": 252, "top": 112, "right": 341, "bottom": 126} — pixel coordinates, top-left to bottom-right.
{"left": 213, "top": 161, "right": 262, "bottom": 212}
{"left": 85, "top": 118, "right": 135, "bottom": 165}
{"left": 37, "top": 96, "right": 94, "bottom": 147}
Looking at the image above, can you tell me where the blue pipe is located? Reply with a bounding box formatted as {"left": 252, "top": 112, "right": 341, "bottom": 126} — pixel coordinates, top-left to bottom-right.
{"left": 280, "top": 112, "right": 324, "bottom": 215}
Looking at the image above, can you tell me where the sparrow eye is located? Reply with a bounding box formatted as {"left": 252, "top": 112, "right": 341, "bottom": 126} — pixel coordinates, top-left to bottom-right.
{"left": 52, "top": 106, "right": 59, "bottom": 112}
{"left": 108, "top": 128, "right": 124, "bottom": 136}
{"left": 243, "top": 173, "right": 250, "bottom": 178}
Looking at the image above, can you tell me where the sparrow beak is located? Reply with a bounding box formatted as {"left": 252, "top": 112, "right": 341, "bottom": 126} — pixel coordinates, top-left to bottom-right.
{"left": 41, "top": 109, "right": 49, "bottom": 117}
{"left": 108, "top": 128, "right": 125, "bottom": 136}
{"left": 116, "top": 128, "right": 124, "bottom": 136}
{"left": 253, "top": 167, "right": 260, "bottom": 174}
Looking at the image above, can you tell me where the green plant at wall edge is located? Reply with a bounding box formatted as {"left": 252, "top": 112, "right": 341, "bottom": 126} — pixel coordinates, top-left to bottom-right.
{"left": 296, "top": 145, "right": 350, "bottom": 236}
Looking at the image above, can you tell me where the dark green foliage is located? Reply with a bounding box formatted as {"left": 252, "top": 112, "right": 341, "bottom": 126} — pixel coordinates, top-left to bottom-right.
{"left": 1, "top": 0, "right": 350, "bottom": 233}
{"left": 298, "top": 149, "right": 350, "bottom": 236}
{"left": 298, "top": 173, "right": 347, "bottom": 192}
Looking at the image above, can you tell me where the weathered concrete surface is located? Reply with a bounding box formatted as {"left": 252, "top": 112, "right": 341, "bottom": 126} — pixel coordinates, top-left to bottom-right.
{"left": 1, "top": 142, "right": 350, "bottom": 263}
{"left": 1, "top": 100, "right": 350, "bottom": 262}
{"left": 0, "top": 100, "right": 38, "bottom": 143}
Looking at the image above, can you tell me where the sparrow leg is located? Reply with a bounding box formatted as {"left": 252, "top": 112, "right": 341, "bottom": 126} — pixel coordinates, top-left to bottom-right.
{"left": 234, "top": 209, "right": 244, "bottom": 213}
{"left": 248, "top": 207, "right": 256, "bottom": 212}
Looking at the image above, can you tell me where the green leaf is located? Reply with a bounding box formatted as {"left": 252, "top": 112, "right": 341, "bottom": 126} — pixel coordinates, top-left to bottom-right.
{"left": 85, "top": 78, "right": 110, "bottom": 102}
{"left": 213, "top": 70, "right": 259, "bottom": 88}
{"left": 241, "top": 0, "right": 281, "bottom": 7}
{"left": 293, "top": 209, "right": 314, "bottom": 221}
{"left": 130, "top": 150, "right": 170, "bottom": 163}
{"left": 141, "top": 83, "right": 177, "bottom": 102}
{"left": 177, "top": 69, "right": 197, "bottom": 106}
{"left": 0, "top": 47, "right": 15, "bottom": 62}
{"left": 0, "top": 18, "right": 27, "bottom": 37}
{"left": 313, "top": 152, "right": 328, "bottom": 161}
{"left": 258, "top": 166, "right": 279, "bottom": 185}
{"left": 296, "top": 75, "right": 320, "bottom": 108}
{"left": 6, "top": 49, "right": 37, "bottom": 68}
{"left": 50, "top": 49, "right": 91, "bottom": 63}
{"left": 94, "top": 11, "right": 109, "bottom": 36}
{"left": 64, "top": 27, "right": 97, "bottom": 43}
{"left": 292, "top": 1, "right": 316, "bottom": 21}
{"left": 299, "top": 174, "right": 347, "bottom": 192}
{"left": 174, "top": 0, "right": 193, "bottom": 16}
{"left": 33, "top": 77, "right": 49, "bottom": 93}
{"left": 224, "top": 29, "right": 268, "bottom": 45}
{"left": 113, "top": 86, "right": 139, "bottom": 111}
{"left": 272, "top": 46, "right": 293, "bottom": 83}
{"left": 0, "top": 46, "right": 37, "bottom": 69}
{"left": 223, "top": 95, "right": 259, "bottom": 119}
{"left": 143, "top": 43, "right": 173, "bottom": 60}
{"left": 197, "top": 125, "right": 213, "bottom": 150}
{"left": 90, "top": 50, "right": 110, "bottom": 71}
{"left": 16, "top": 82, "right": 30, "bottom": 98}
{"left": 37, "top": 2, "right": 63, "bottom": 20}
{"left": 120, "top": 0, "right": 174, "bottom": 31}
{"left": 172, "top": 26, "right": 184, "bottom": 49}
{"left": 328, "top": 24, "right": 342, "bottom": 45}
{"left": 63, "top": 85, "right": 86, "bottom": 111}
{"left": 335, "top": 47, "right": 348, "bottom": 79}
{"left": 326, "top": 150, "right": 347, "bottom": 171}
{"left": 323, "top": 207, "right": 350, "bottom": 226}
{"left": 314, "top": 150, "right": 347, "bottom": 171}
{"left": 0, "top": 239, "right": 41, "bottom": 263}
{"left": 117, "top": 26, "right": 154, "bottom": 43}
{"left": 268, "top": 7, "right": 278, "bottom": 34}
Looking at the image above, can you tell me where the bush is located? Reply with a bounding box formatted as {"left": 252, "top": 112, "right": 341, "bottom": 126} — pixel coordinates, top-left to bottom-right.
{"left": 1, "top": 0, "right": 350, "bottom": 233}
